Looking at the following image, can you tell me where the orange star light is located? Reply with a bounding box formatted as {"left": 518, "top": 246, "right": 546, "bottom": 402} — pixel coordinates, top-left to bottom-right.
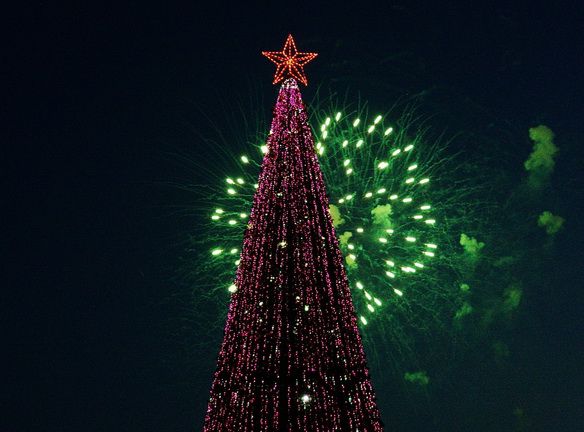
{"left": 262, "top": 34, "right": 318, "bottom": 86}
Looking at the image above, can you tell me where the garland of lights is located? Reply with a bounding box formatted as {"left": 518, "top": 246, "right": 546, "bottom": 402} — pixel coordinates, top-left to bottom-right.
{"left": 203, "top": 37, "right": 384, "bottom": 430}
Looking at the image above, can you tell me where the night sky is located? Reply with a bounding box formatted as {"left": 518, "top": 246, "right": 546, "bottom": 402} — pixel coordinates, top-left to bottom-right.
{"left": 7, "top": 1, "right": 583, "bottom": 431}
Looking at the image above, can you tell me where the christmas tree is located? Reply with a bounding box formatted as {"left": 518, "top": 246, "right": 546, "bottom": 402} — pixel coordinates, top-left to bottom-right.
{"left": 203, "top": 35, "right": 383, "bottom": 431}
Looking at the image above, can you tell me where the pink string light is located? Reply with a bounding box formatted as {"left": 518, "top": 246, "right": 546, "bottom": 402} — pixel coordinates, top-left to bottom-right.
{"left": 203, "top": 78, "right": 383, "bottom": 431}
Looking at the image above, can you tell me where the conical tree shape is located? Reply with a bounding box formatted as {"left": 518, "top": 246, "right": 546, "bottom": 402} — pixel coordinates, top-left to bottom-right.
{"left": 203, "top": 78, "right": 383, "bottom": 431}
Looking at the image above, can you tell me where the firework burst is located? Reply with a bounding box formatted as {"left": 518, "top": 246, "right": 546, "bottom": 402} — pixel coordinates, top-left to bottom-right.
{"left": 188, "top": 99, "right": 485, "bottom": 376}
{"left": 206, "top": 105, "right": 467, "bottom": 305}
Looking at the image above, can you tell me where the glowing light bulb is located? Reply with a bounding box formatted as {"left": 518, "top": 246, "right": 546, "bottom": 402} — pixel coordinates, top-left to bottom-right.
{"left": 408, "top": 164, "right": 418, "bottom": 171}
{"left": 419, "top": 178, "right": 430, "bottom": 184}
{"left": 260, "top": 145, "right": 268, "bottom": 154}
{"left": 228, "top": 284, "right": 237, "bottom": 293}
{"left": 211, "top": 249, "right": 223, "bottom": 256}
{"left": 389, "top": 194, "right": 398, "bottom": 200}
{"left": 377, "top": 188, "right": 386, "bottom": 194}
{"left": 394, "top": 288, "right": 403, "bottom": 296}
{"left": 392, "top": 149, "right": 401, "bottom": 156}
{"left": 367, "top": 304, "right": 375, "bottom": 312}
{"left": 405, "top": 236, "right": 416, "bottom": 242}
{"left": 356, "top": 139, "right": 364, "bottom": 147}
{"left": 353, "top": 118, "right": 360, "bottom": 127}
{"left": 343, "top": 159, "right": 351, "bottom": 166}
{"left": 374, "top": 115, "right": 382, "bottom": 124}
{"left": 404, "top": 144, "right": 414, "bottom": 151}
{"left": 379, "top": 237, "right": 387, "bottom": 243}
{"left": 378, "top": 161, "right": 389, "bottom": 169}
{"left": 367, "top": 125, "right": 375, "bottom": 133}
{"left": 226, "top": 178, "right": 234, "bottom": 184}
{"left": 360, "top": 316, "right": 368, "bottom": 325}
{"left": 227, "top": 188, "right": 236, "bottom": 195}
{"left": 364, "top": 192, "right": 373, "bottom": 198}
{"left": 241, "top": 155, "right": 249, "bottom": 164}
{"left": 356, "top": 227, "right": 364, "bottom": 233}
{"left": 384, "top": 127, "right": 394, "bottom": 135}
{"left": 356, "top": 281, "right": 364, "bottom": 289}
{"left": 335, "top": 112, "right": 341, "bottom": 121}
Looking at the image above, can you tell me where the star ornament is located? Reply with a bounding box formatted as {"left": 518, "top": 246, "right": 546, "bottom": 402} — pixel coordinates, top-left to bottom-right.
{"left": 262, "top": 34, "right": 318, "bottom": 86}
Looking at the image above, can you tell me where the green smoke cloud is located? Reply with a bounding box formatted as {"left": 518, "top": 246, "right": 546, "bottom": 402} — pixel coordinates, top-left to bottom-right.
{"left": 459, "top": 283, "right": 471, "bottom": 292}
{"left": 345, "top": 254, "right": 357, "bottom": 267}
{"left": 494, "top": 256, "right": 517, "bottom": 268}
{"left": 404, "top": 371, "right": 430, "bottom": 386}
{"left": 339, "top": 231, "right": 356, "bottom": 267}
{"left": 460, "top": 233, "right": 485, "bottom": 257}
{"left": 537, "top": 211, "right": 564, "bottom": 235}
{"left": 524, "top": 125, "right": 558, "bottom": 188}
{"left": 454, "top": 301, "right": 473, "bottom": 319}
{"left": 329, "top": 204, "right": 345, "bottom": 227}
{"left": 502, "top": 283, "right": 522, "bottom": 313}
{"left": 482, "top": 283, "right": 523, "bottom": 327}
{"left": 371, "top": 204, "right": 393, "bottom": 227}
{"left": 339, "top": 231, "right": 352, "bottom": 247}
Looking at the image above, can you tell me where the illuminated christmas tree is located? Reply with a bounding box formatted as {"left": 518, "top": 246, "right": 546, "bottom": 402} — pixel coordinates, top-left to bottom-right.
{"left": 203, "top": 35, "right": 384, "bottom": 431}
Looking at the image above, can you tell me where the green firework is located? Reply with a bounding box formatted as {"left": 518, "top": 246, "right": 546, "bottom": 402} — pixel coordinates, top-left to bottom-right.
{"left": 200, "top": 103, "right": 477, "bottom": 346}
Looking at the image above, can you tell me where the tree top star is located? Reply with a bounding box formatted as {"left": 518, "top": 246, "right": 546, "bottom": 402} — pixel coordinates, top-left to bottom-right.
{"left": 262, "top": 34, "right": 318, "bottom": 86}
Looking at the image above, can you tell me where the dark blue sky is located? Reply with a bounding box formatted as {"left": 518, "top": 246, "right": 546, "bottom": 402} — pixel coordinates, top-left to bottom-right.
{"left": 6, "top": 1, "right": 583, "bottom": 431}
